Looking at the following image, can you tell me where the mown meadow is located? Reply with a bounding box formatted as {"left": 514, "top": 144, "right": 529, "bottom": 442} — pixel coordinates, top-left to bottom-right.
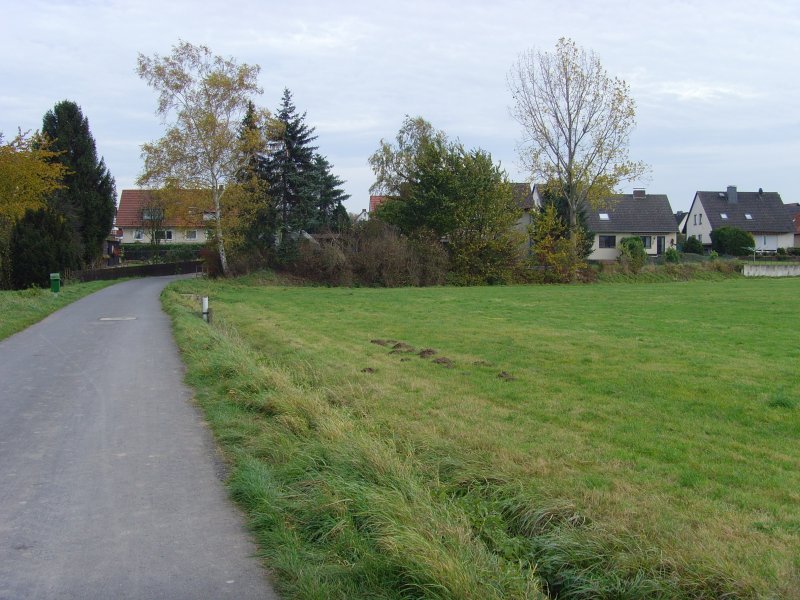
{"left": 163, "top": 274, "right": 800, "bottom": 599}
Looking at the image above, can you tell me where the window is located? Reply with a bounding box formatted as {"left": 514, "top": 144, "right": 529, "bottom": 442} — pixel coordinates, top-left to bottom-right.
{"left": 699, "top": 213, "right": 702, "bottom": 224}
{"left": 640, "top": 236, "right": 652, "bottom": 249}
{"left": 155, "top": 230, "right": 173, "bottom": 241}
{"left": 720, "top": 213, "right": 728, "bottom": 220}
{"left": 165, "top": 230, "right": 173, "bottom": 241}
{"left": 693, "top": 215, "right": 697, "bottom": 225}
{"left": 599, "top": 213, "right": 610, "bottom": 221}
{"left": 185, "top": 229, "right": 197, "bottom": 241}
{"left": 698, "top": 234, "right": 702, "bottom": 242}
{"left": 142, "top": 208, "right": 164, "bottom": 221}
{"left": 133, "top": 229, "right": 143, "bottom": 241}
{"left": 599, "top": 235, "right": 616, "bottom": 248}
{"left": 745, "top": 213, "right": 753, "bottom": 220}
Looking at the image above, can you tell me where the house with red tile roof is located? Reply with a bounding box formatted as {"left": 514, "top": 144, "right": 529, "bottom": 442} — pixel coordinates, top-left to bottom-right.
{"left": 369, "top": 195, "right": 387, "bottom": 214}
{"left": 116, "top": 189, "right": 214, "bottom": 244}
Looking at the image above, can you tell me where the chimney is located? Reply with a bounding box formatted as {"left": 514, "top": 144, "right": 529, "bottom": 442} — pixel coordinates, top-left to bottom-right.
{"left": 633, "top": 188, "right": 646, "bottom": 199}
{"left": 727, "top": 185, "right": 738, "bottom": 204}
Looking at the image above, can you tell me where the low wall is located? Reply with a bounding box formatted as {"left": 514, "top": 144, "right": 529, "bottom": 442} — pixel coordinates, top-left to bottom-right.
{"left": 743, "top": 264, "right": 800, "bottom": 277}
{"left": 74, "top": 260, "right": 204, "bottom": 282}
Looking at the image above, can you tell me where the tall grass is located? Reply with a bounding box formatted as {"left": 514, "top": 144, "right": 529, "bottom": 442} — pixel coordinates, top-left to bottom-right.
{"left": 163, "top": 275, "right": 800, "bottom": 599}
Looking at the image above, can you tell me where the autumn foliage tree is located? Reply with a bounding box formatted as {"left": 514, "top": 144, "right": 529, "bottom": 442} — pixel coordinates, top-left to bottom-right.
{"left": 372, "top": 118, "right": 523, "bottom": 284}
{"left": 508, "top": 38, "right": 648, "bottom": 238}
{"left": 0, "top": 131, "right": 66, "bottom": 287}
{"left": 137, "top": 40, "right": 264, "bottom": 275}
{"left": 530, "top": 203, "right": 587, "bottom": 283}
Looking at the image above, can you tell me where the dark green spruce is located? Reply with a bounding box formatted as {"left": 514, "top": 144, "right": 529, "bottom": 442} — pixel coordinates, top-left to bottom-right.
{"left": 42, "top": 100, "right": 116, "bottom": 266}
{"left": 10, "top": 208, "right": 81, "bottom": 288}
{"left": 263, "top": 88, "right": 319, "bottom": 236}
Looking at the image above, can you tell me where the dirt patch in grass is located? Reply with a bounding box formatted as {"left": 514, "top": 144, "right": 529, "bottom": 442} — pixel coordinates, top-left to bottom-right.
{"left": 473, "top": 360, "right": 493, "bottom": 367}
{"left": 389, "top": 342, "right": 415, "bottom": 354}
{"left": 432, "top": 357, "right": 454, "bottom": 368}
{"left": 361, "top": 367, "right": 376, "bottom": 373}
{"left": 498, "top": 371, "right": 516, "bottom": 381}
{"left": 418, "top": 348, "right": 437, "bottom": 358}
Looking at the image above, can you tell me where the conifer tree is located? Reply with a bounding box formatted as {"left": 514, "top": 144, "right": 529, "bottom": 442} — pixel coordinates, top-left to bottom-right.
{"left": 236, "top": 101, "right": 276, "bottom": 251}
{"left": 42, "top": 101, "right": 116, "bottom": 266}
{"left": 10, "top": 208, "right": 81, "bottom": 289}
{"left": 263, "top": 89, "right": 318, "bottom": 235}
{"left": 308, "top": 154, "right": 349, "bottom": 232}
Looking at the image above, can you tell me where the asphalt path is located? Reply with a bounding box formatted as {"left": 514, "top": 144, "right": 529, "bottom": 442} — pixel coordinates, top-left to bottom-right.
{"left": 0, "top": 276, "right": 279, "bottom": 599}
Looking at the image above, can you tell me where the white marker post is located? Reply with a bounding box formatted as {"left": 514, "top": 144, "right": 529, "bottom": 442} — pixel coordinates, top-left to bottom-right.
{"left": 201, "top": 296, "right": 209, "bottom": 322}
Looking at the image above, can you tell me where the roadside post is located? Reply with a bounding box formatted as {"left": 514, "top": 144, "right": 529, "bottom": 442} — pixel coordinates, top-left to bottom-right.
{"left": 50, "top": 273, "right": 61, "bottom": 294}
{"left": 201, "top": 296, "right": 211, "bottom": 323}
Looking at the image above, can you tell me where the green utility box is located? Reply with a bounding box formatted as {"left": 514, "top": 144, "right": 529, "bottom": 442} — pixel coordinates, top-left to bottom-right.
{"left": 50, "top": 272, "right": 61, "bottom": 294}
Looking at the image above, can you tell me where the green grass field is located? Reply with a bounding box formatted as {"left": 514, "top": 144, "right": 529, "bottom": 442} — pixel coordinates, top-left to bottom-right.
{"left": 0, "top": 280, "right": 119, "bottom": 341}
{"left": 163, "top": 274, "right": 800, "bottom": 599}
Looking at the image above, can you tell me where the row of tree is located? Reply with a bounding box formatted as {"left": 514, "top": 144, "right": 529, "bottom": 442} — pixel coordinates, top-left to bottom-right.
{"left": 0, "top": 102, "right": 116, "bottom": 288}
{"left": 135, "top": 42, "right": 349, "bottom": 275}
{"left": 354, "top": 37, "right": 646, "bottom": 284}
{"left": 134, "top": 37, "right": 643, "bottom": 284}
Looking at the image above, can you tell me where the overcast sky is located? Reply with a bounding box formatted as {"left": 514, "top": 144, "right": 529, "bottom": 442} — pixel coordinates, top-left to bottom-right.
{"left": 2, "top": 0, "right": 798, "bottom": 213}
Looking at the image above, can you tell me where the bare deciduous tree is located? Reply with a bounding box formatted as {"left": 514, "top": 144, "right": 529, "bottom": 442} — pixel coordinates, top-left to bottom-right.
{"left": 508, "top": 38, "right": 648, "bottom": 235}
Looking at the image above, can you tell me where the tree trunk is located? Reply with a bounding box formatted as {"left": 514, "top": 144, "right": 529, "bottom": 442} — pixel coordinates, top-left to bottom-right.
{"left": 213, "top": 186, "right": 229, "bottom": 276}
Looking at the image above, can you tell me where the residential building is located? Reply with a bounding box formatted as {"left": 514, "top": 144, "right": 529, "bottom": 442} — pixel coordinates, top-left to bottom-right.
{"left": 685, "top": 187, "right": 793, "bottom": 251}
{"left": 584, "top": 189, "right": 677, "bottom": 261}
{"left": 785, "top": 203, "right": 800, "bottom": 248}
{"left": 116, "top": 189, "right": 213, "bottom": 245}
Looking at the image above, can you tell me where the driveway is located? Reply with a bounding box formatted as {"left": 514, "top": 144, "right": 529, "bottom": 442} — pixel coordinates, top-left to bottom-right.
{"left": 0, "top": 276, "right": 279, "bottom": 599}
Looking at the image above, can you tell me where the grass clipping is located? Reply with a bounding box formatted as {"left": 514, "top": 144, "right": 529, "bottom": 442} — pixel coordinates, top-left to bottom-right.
{"left": 163, "top": 286, "right": 753, "bottom": 600}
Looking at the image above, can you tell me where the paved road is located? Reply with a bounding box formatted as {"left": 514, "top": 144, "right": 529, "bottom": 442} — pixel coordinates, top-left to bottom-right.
{"left": 0, "top": 277, "right": 279, "bottom": 600}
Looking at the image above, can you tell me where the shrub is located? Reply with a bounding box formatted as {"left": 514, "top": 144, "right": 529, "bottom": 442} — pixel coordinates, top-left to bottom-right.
{"left": 618, "top": 237, "right": 647, "bottom": 274}
{"left": 709, "top": 250, "right": 719, "bottom": 260}
{"left": 776, "top": 247, "right": 787, "bottom": 256}
{"left": 710, "top": 226, "right": 755, "bottom": 256}
{"left": 199, "top": 243, "right": 223, "bottom": 278}
{"left": 287, "top": 221, "right": 450, "bottom": 287}
{"left": 293, "top": 241, "right": 353, "bottom": 286}
{"left": 664, "top": 247, "right": 680, "bottom": 263}
{"left": 9, "top": 208, "right": 81, "bottom": 289}
{"left": 530, "top": 204, "right": 587, "bottom": 283}
{"left": 121, "top": 243, "right": 204, "bottom": 262}
{"left": 682, "top": 237, "right": 704, "bottom": 254}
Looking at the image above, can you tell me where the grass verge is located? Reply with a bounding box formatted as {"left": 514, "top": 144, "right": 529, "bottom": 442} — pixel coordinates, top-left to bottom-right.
{"left": 0, "top": 280, "right": 121, "bottom": 341}
{"left": 163, "top": 273, "right": 800, "bottom": 599}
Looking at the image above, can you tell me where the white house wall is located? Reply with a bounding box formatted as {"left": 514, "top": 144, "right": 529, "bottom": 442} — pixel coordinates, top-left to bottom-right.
{"left": 589, "top": 232, "right": 677, "bottom": 261}
{"left": 121, "top": 227, "right": 209, "bottom": 244}
{"left": 685, "top": 195, "right": 712, "bottom": 244}
{"left": 753, "top": 232, "right": 794, "bottom": 251}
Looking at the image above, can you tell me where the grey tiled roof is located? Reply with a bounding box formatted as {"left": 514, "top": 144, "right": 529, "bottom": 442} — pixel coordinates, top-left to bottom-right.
{"left": 695, "top": 191, "right": 792, "bottom": 233}
{"left": 585, "top": 194, "right": 677, "bottom": 233}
